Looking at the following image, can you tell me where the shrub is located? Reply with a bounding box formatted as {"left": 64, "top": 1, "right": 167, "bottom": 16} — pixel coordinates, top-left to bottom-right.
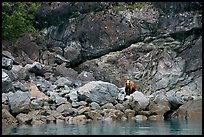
{"left": 112, "top": 3, "right": 144, "bottom": 12}
{"left": 2, "top": 2, "right": 40, "bottom": 40}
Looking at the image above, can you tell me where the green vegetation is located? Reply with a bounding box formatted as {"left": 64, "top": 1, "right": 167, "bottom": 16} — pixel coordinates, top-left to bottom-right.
{"left": 112, "top": 5, "right": 127, "bottom": 11}
{"left": 127, "top": 4, "right": 143, "bottom": 10}
{"left": 2, "top": 2, "right": 41, "bottom": 40}
{"left": 112, "top": 3, "right": 144, "bottom": 11}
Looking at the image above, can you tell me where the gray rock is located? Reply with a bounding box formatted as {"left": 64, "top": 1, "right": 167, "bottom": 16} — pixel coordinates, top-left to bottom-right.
{"left": 64, "top": 41, "right": 82, "bottom": 64}
{"left": 134, "top": 115, "right": 147, "bottom": 121}
{"left": 16, "top": 113, "right": 33, "bottom": 124}
{"left": 148, "top": 115, "right": 164, "bottom": 120}
{"left": 7, "top": 90, "right": 31, "bottom": 114}
{"left": 137, "top": 111, "right": 152, "bottom": 117}
{"left": 115, "top": 103, "right": 125, "bottom": 112}
{"left": 71, "top": 115, "right": 87, "bottom": 124}
{"left": 148, "top": 91, "right": 170, "bottom": 115}
{"left": 89, "top": 102, "right": 100, "bottom": 110}
{"left": 170, "top": 99, "right": 202, "bottom": 120}
{"left": 30, "top": 99, "right": 44, "bottom": 110}
{"left": 2, "top": 70, "right": 14, "bottom": 93}
{"left": 129, "top": 91, "right": 150, "bottom": 110}
{"left": 77, "top": 106, "right": 91, "bottom": 115}
{"left": 11, "top": 65, "right": 28, "bottom": 80}
{"left": 77, "top": 71, "right": 96, "bottom": 82}
{"left": 101, "top": 103, "right": 115, "bottom": 110}
{"left": 67, "top": 89, "right": 78, "bottom": 102}
{"left": 166, "top": 91, "right": 186, "bottom": 109}
{"left": 124, "top": 109, "right": 135, "bottom": 119}
{"left": 56, "top": 103, "right": 72, "bottom": 113}
{"left": 55, "top": 96, "right": 68, "bottom": 106}
{"left": 13, "top": 81, "right": 27, "bottom": 92}
{"left": 25, "top": 62, "right": 44, "bottom": 76}
{"left": 54, "top": 77, "right": 73, "bottom": 88}
{"left": 78, "top": 81, "right": 120, "bottom": 104}
{"left": 2, "top": 93, "right": 8, "bottom": 104}
{"left": 62, "top": 108, "right": 76, "bottom": 116}
{"left": 84, "top": 110, "right": 102, "bottom": 121}
{"left": 2, "top": 56, "right": 13, "bottom": 70}
{"left": 117, "top": 87, "right": 126, "bottom": 102}
{"left": 55, "top": 63, "right": 78, "bottom": 78}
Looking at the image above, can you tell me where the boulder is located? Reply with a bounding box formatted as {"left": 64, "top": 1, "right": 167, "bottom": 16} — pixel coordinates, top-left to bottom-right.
{"left": 54, "top": 77, "right": 73, "bottom": 88}
{"left": 77, "top": 71, "right": 96, "bottom": 82}
{"left": 2, "top": 70, "right": 14, "bottom": 93}
{"left": 2, "top": 56, "right": 13, "bottom": 70}
{"left": 24, "top": 62, "right": 44, "bottom": 76}
{"left": 2, "top": 109, "right": 17, "bottom": 125}
{"left": 2, "top": 50, "right": 14, "bottom": 70}
{"left": 134, "top": 115, "right": 148, "bottom": 121}
{"left": 7, "top": 90, "right": 31, "bottom": 114}
{"left": 170, "top": 99, "right": 202, "bottom": 120}
{"left": 129, "top": 91, "right": 150, "bottom": 110}
{"left": 78, "top": 81, "right": 120, "bottom": 104}
{"left": 148, "top": 115, "right": 164, "bottom": 120}
{"left": 16, "top": 113, "right": 33, "bottom": 124}
{"left": 148, "top": 91, "right": 171, "bottom": 115}
{"left": 26, "top": 82, "right": 48, "bottom": 99}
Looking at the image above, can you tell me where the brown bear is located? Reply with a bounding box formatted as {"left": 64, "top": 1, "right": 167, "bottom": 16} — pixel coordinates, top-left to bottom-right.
{"left": 125, "top": 80, "right": 136, "bottom": 95}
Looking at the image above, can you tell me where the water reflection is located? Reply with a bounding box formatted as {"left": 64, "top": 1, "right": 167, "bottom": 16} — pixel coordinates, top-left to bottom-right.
{"left": 2, "top": 120, "right": 202, "bottom": 135}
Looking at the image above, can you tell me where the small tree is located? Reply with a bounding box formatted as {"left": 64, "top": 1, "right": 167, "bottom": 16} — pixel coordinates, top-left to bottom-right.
{"left": 2, "top": 2, "right": 40, "bottom": 40}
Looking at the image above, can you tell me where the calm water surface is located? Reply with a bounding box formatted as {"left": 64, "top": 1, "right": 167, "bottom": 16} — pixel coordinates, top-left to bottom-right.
{"left": 2, "top": 120, "right": 202, "bottom": 135}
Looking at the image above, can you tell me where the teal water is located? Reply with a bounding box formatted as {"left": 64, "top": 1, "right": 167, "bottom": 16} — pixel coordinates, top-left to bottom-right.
{"left": 2, "top": 120, "right": 202, "bottom": 135}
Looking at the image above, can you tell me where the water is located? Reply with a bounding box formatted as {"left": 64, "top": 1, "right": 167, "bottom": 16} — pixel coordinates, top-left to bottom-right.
{"left": 2, "top": 120, "right": 202, "bottom": 135}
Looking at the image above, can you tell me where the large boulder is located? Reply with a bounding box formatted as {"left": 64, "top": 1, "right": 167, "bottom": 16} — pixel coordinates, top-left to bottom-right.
{"left": 129, "top": 91, "right": 150, "bottom": 111}
{"left": 170, "top": 99, "right": 202, "bottom": 120}
{"left": 7, "top": 90, "right": 32, "bottom": 114}
{"left": 54, "top": 63, "right": 78, "bottom": 78}
{"left": 26, "top": 82, "right": 48, "bottom": 99}
{"left": 11, "top": 65, "right": 29, "bottom": 81}
{"left": 148, "top": 91, "right": 171, "bottom": 115}
{"left": 2, "top": 109, "right": 17, "bottom": 125}
{"left": 78, "top": 81, "right": 120, "bottom": 104}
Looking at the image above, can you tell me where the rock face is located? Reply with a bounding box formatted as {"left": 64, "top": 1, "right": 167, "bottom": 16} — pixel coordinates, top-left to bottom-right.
{"left": 36, "top": 2, "right": 160, "bottom": 67}
{"left": 35, "top": 2, "right": 111, "bottom": 28}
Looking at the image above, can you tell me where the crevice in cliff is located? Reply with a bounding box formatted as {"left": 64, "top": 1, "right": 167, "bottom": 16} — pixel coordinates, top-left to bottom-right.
{"left": 169, "top": 27, "right": 202, "bottom": 43}
{"left": 185, "top": 66, "right": 202, "bottom": 75}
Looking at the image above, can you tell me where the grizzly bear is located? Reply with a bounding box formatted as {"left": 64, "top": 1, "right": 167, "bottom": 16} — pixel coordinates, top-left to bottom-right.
{"left": 125, "top": 80, "right": 136, "bottom": 95}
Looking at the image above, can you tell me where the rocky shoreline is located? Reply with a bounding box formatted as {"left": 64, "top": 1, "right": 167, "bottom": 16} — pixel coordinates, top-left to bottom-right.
{"left": 2, "top": 2, "right": 202, "bottom": 126}
{"left": 2, "top": 60, "right": 202, "bottom": 126}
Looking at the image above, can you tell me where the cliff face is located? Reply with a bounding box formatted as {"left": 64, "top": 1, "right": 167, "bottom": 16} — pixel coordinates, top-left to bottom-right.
{"left": 5, "top": 2, "right": 202, "bottom": 95}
